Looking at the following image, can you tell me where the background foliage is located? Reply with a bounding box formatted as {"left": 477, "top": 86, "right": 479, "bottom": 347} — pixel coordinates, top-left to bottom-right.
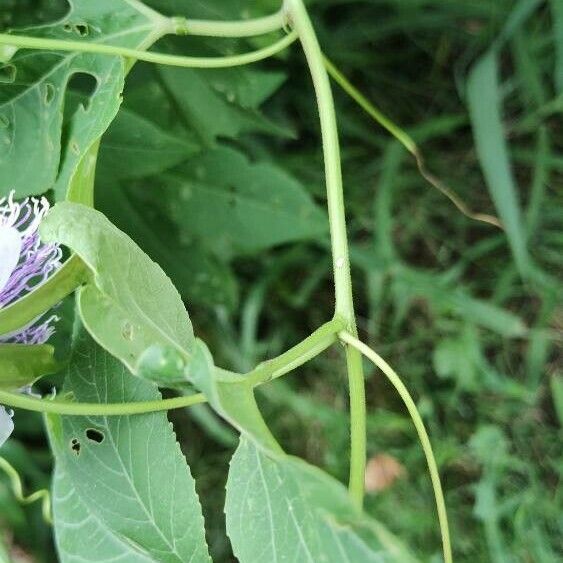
{"left": 1, "top": 0, "right": 561, "bottom": 561}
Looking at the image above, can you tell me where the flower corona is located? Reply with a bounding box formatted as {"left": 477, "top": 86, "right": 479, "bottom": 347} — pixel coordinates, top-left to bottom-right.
{"left": 0, "top": 190, "right": 62, "bottom": 344}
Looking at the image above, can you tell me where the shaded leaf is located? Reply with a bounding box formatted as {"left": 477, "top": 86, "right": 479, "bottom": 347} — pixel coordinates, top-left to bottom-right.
{"left": 0, "top": 343, "right": 57, "bottom": 389}
{"left": 162, "top": 146, "right": 328, "bottom": 256}
{"left": 96, "top": 181, "right": 238, "bottom": 309}
{"left": 158, "top": 66, "right": 290, "bottom": 146}
{"left": 467, "top": 46, "right": 535, "bottom": 277}
{"left": 97, "top": 105, "right": 200, "bottom": 179}
{"left": 553, "top": 0, "right": 563, "bottom": 93}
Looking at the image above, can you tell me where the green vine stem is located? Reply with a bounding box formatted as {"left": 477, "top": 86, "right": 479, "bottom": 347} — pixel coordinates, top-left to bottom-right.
{"left": 339, "top": 330, "right": 453, "bottom": 563}
{"left": 247, "top": 316, "right": 345, "bottom": 385}
{"left": 285, "top": 0, "right": 367, "bottom": 509}
{"left": 0, "top": 456, "right": 52, "bottom": 524}
{"left": 0, "top": 31, "right": 297, "bottom": 69}
{"left": 323, "top": 56, "right": 502, "bottom": 229}
{"left": 172, "top": 10, "right": 286, "bottom": 37}
{"left": 0, "top": 389, "right": 206, "bottom": 416}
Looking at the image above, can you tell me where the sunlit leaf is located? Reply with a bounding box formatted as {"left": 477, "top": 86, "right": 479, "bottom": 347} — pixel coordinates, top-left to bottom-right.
{"left": 40, "top": 202, "right": 194, "bottom": 375}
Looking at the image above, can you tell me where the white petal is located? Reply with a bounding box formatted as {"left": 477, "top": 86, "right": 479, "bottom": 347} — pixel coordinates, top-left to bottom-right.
{"left": 0, "top": 226, "right": 22, "bottom": 294}
{"left": 0, "top": 406, "right": 14, "bottom": 447}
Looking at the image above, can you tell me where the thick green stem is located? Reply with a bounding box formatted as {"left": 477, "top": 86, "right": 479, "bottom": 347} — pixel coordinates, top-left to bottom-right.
{"left": 172, "top": 11, "right": 286, "bottom": 37}
{"left": 0, "top": 319, "right": 344, "bottom": 416}
{"left": 247, "top": 317, "right": 345, "bottom": 385}
{"left": 285, "top": 0, "right": 367, "bottom": 509}
{"left": 0, "top": 31, "right": 296, "bottom": 69}
{"left": 339, "top": 331, "right": 452, "bottom": 563}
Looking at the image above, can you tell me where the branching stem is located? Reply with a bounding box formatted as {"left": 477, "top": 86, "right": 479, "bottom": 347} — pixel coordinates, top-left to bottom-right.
{"left": 285, "top": 0, "right": 367, "bottom": 509}
{"left": 339, "top": 331, "right": 452, "bottom": 563}
{"left": 0, "top": 320, "right": 343, "bottom": 417}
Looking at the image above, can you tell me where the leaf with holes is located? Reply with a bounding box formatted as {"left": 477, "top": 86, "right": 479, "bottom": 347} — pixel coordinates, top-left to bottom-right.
{"left": 47, "top": 329, "right": 210, "bottom": 562}
{"left": 0, "top": 0, "right": 170, "bottom": 198}
{"left": 160, "top": 146, "right": 328, "bottom": 256}
{"left": 225, "top": 437, "right": 419, "bottom": 563}
{"left": 40, "top": 201, "right": 194, "bottom": 376}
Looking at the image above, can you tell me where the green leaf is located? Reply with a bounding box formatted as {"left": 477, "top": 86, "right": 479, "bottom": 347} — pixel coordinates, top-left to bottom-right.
{"left": 225, "top": 437, "right": 419, "bottom": 563}
{"left": 40, "top": 202, "right": 194, "bottom": 375}
{"left": 433, "top": 336, "right": 478, "bottom": 391}
{"left": 0, "top": 0, "right": 168, "bottom": 198}
{"left": 162, "top": 146, "right": 328, "bottom": 256}
{"left": 135, "top": 344, "right": 186, "bottom": 385}
{"left": 0, "top": 343, "right": 57, "bottom": 389}
{"left": 465, "top": 0, "right": 542, "bottom": 281}
{"left": 47, "top": 330, "right": 210, "bottom": 563}
{"left": 190, "top": 340, "right": 281, "bottom": 454}
{"left": 157, "top": 66, "right": 291, "bottom": 146}
{"left": 97, "top": 105, "right": 200, "bottom": 179}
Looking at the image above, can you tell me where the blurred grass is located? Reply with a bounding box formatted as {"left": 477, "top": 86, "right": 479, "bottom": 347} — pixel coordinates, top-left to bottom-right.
{"left": 1, "top": 0, "right": 562, "bottom": 562}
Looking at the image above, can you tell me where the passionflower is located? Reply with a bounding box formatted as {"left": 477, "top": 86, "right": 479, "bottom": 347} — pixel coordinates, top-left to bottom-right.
{"left": 0, "top": 190, "right": 62, "bottom": 447}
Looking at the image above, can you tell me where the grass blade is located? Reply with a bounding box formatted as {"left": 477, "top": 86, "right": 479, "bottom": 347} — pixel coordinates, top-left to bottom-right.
{"left": 467, "top": 52, "right": 533, "bottom": 278}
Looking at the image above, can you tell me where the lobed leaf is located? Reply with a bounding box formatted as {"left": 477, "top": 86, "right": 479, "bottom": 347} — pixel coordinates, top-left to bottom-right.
{"left": 97, "top": 105, "right": 200, "bottom": 180}
{"left": 161, "top": 146, "right": 328, "bottom": 256}
{"left": 0, "top": 0, "right": 169, "bottom": 198}
{"left": 157, "top": 66, "right": 291, "bottom": 146}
